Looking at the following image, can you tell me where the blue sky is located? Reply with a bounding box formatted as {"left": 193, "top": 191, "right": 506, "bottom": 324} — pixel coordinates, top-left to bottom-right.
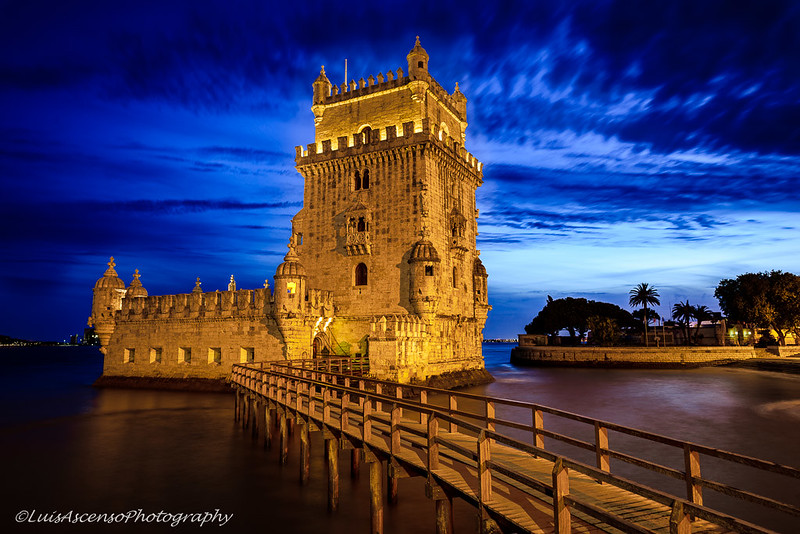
{"left": 1, "top": 0, "right": 799, "bottom": 340}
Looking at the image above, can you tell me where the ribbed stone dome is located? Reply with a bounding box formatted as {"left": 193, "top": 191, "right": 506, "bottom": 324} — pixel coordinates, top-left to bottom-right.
{"left": 473, "top": 258, "right": 487, "bottom": 277}
{"left": 126, "top": 269, "right": 148, "bottom": 298}
{"left": 275, "top": 241, "right": 306, "bottom": 277}
{"left": 408, "top": 240, "right": 441, "bottom": 263}
{"left": 94, "top": 257, "right": 125, "bottom": 290}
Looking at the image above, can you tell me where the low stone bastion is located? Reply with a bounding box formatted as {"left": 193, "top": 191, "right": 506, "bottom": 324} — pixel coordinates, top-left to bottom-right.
{"left": 510, "top": 345, "right": 757, "bottom": 368}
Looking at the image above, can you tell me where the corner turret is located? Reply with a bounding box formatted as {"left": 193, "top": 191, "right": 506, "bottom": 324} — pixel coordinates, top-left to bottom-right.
{"left": 125, "top": 269, "right": 148, "bottom": 298}
{"left": 407, "top": 36, "right": 429, "bottom": 80}
{"left": 89, "top": 257, "right": 126, "bottom": 352}
{"left": 408, "top": 235, "right": 441, "bottom": 320}
{"left": 312, "top": 65, "right": 332, "bottom": 105}
{"left": 274, "top": 238, "right": 307, "bottom": 315}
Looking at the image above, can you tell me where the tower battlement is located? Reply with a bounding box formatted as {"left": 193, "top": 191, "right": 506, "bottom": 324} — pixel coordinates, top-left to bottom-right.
{"left": 295, "top": 120, "right": 483, "bottom": 176}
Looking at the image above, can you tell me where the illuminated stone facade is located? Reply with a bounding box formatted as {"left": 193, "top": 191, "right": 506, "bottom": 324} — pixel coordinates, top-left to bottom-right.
{"left": 89, "top": 38, "right": 491, "bottom": 385}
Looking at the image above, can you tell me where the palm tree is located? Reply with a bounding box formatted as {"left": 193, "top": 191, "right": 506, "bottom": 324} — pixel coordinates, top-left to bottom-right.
{"left": 691, "top": 305, "right": 712, "bottom": 344}
{"left": 629, "top": 283, "right": 661, "bottom": 346}
{"left": 672, "top": 300, "right": 693, "bottom": 345}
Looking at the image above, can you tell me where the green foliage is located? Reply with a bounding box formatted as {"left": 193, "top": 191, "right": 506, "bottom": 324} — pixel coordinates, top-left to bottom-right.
{"left": 587, "top": 316, "right": 620, "bottom": 346}
{"left": 715, "top": 271, "right": 800, "bottom": 346}
{"left": 672, "top": 300, "right": 693, "bottom": 345}
{"left": 525, "top": 296, "right": 636, "bottom": 344}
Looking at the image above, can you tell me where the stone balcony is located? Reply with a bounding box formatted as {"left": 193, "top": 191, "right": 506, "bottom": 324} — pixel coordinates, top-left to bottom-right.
{"left": 345, "top": 231, "right": 372, "bottom": 256}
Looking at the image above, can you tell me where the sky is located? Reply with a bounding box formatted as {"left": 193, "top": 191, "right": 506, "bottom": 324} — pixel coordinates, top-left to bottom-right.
{"left": 1, "top": 0, "right": 799, "bottom": 341}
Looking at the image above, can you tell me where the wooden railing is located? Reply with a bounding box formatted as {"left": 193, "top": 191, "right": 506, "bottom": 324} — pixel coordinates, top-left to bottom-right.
{"left": 231, "top": 359, "right": 800, "bottom": 533}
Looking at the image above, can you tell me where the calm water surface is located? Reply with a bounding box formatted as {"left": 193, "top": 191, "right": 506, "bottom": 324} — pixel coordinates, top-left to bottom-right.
{"left": 2, "top": 344, "right": 799, "bottom": 532}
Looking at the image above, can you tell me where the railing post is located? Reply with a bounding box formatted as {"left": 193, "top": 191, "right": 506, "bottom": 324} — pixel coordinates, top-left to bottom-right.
{"left": 375, "top": 383, "right": 383, "bottom": 413}
{"left": 323, "top": 386, "right": 331, "bottom": 425}
{"left": 390, "top": 404, "right": 401, "bottom": 456}
{"left": 670, "top": 500, "right": 692, "bottom": 534}
{"left": 532, "top": 407, "right": 544, "bottom": 450}
{"left": 449, "top": 395, "right": 458, "bottom": 433}
{"left": 552, "top": 457, "right": 571, "bottom": 534}
{"left": 363, "top": 396, "right": 373, "bottom": 443}
{"left": 486, "top": 401, "right": 495, "bottom": 432}
{"left": 395, "top": 385, "right": 403, "bottom": 418}
{"left": 594, "top": 421, "right": 610, "bottom": 473}
{"left": 427, "top": 415, "right": 439, "bottom": 471}
{"left": 478, "top": 430, "right": 492, "bottom": 519}
{"left": 341, "top": 382, "right": 350, "bottom": 432}
{"left": 420, "top": 390, "right": 428, "bottom": 426}
{"left": 684, "top": 444, "right": 703, "bottom": 506}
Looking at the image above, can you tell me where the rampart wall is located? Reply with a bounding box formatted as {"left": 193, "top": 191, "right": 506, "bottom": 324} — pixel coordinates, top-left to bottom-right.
{"left": 510, "top": 345, "right": 757, "bottom": 368}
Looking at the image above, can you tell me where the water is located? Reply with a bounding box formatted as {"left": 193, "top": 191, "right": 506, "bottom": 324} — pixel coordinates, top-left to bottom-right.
{"left": 2, "top": 344, "right": 799, "bottom": 532}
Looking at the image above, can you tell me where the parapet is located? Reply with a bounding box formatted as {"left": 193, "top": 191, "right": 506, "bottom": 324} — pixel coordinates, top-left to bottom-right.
{"left": 120, "top": 287, "right": 273, "bottom": 320}
{"left": 295, "top": 119, "right": 483, "bottom": 177}
{"left": 317, "top": 68, "right": 464, "bottom": 121}
{"left": 369, "top": 314, "right": 429, "bottom": 340}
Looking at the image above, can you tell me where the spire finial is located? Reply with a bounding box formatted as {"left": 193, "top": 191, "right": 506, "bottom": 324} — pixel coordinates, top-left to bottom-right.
{"left": 415, "top": 35, "right": 420, "bottom": 46}
{"left": 193, "top": 277, "right": 202, "bottom": 293}
{"left": 133, "top": 268, "right": 140, "bottom": 281}
{"left": 108, "top": 257, "right": 115, "bottom": 269}
{"left": 321, "top": 65, "right": 325, "bottom": 74}
{"left": 228, "top": 275, "right": 236, "bottom": 292}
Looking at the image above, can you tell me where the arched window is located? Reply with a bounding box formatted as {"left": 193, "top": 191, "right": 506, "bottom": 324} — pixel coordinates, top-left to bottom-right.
{"left": 355, "top": 263, "right": 368, "bottom": 286}
{"left": 354, "top": 171, "right": 361, "bottom": 191}
{"left": 362, "top": 169, "right": 370, "bottom": 189}
{"left": 361, "top": 126, "right": 372, "bottom": 145}
{"left": 357, "top": 217, "right": 366, "bottom": 232}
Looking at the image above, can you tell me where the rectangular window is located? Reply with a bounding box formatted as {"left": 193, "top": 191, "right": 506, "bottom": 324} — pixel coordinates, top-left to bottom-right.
{"left": 179, "top": 347, "right": 191, "bottom": 363}
{"left": 425, "top": 265, "right": 434, "bottom": 276}
{"left": 124, "top": 348, "right": 135, "bottom": 363}
{"left": 240, "top": 347, "right": 255, "bottom": 363}
{"left": 150, "top": 347, "right": 162, "bottom": 363}
{"left": 208, "top": 347, "right": 222, "bottom": 364}
{"left": 287, "top": 281, "right": 296, "bottom": 297}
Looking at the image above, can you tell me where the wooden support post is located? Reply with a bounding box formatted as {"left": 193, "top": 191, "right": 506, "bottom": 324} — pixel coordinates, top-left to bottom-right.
{"left": 369, "top": 459, "right": 384, "bottom": 534}
{"left": 387, "top": 464, "right": 398, "bottom": 504}
{"left": 279, "top": 411, "right": 288, "bottom": 465}
{"left": 351, "top": 448, "right": 361, "bottom": 479}
{"left": 533, "top": 407, "right": 544, "bottom": 450}
{"left": 234, "top": 389, "right": 240, "bottom": 422}
{"left": 264, "top": 403, "right": 273, "bottom": 448}
{"left": 594, "top": 421, "right": 610, "bottom": 473}
{"left": 670, "top": 501, "right": 692, "bottom": 534}
{"left": 326, "top": 437, "right": 339, "bottom": 512}
{"left": 242, "top": 394, "right": 250, "bottom": 430}
{"left": 300, "top": 421, "right": 310, "bottom": 484}
{"left": 435, "top": 495, "right": 453, "bottom": 534}
{"left": 390, "top": 405, "right": 401, "bottom": 455}
{"left": 395, "top": 385, "right": 403, "bottom": 418}
{"left": 478, "top": 430, "right": 492, "bottom": 504}
{"left": 427, "top": 415, "right": 439, "bottom": 471}
{"left": 552, "top": 458, "right": 571, "bottom": 534}
{"left": 684, "top": 445, "right": 703, "bottom": 506}
{"left": 251, "top": 398, "right": 259, "bottom": 439}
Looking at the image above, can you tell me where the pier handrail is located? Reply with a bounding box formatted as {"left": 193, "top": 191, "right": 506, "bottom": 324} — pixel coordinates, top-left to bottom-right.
{"left": 231, "top": 359, "right": 800, "bottom": 532}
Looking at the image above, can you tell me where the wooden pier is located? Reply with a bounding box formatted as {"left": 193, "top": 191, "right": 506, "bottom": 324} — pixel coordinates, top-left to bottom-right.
{"left": 231, "top": 358, "right": 800, "bottom": 533}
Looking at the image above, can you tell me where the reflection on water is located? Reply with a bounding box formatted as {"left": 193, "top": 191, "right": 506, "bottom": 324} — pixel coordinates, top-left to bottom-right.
{"left": 2, "top": 345, "right": 799, "bottom": 532}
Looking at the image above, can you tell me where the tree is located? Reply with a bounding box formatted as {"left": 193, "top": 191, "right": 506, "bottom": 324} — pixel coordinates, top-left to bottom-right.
{"left": 587, "top": 316, "right": 620, "bottom": 346}
{"left": 525, "top": 296, "right": 636, "bottom": 345}
{"left": 715, "top": 271, "right": 800, "bottom": 346}
{"left": 672, "top": 301, "right": 693, "bottom": 345}
{"left": 629, "top": 283, "right": 660, "bottom": 346}
{"left": 691, "top": 305, "right": 712, "bottom": 344}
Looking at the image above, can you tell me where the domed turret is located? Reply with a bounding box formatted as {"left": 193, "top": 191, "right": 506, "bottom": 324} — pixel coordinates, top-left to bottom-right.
{"left": 406, "top": 36, "right": 429, "bottom": 80}
{"left": 453, "top": 81, "right": 467, "bottom": 123}
{"left": 89, "top": 257, "right": 125, "bottom": 353}
{"left": 473, "top": 257, "right": 488, "bottom": 306}
{"left": 313, "top": 65, "right": 332, "bottom": 105}
{"left": 94, "top": 256, "right": 125, "bottom": 290}
{"left": 274, "top": 238, "right": 307, "bottom": 313}
{"left": 408, "top": 237, "right": 440, "bottom": 319}
{"left": 126, "top": 269, "right": 148, "bottom": 298}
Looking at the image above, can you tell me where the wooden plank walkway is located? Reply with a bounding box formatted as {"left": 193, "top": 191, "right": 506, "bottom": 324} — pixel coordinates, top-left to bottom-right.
{"left": 231, "top": 360, "right": 800, "bottom": 534}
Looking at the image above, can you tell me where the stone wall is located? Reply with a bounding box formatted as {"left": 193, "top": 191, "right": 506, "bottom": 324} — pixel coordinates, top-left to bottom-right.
{"left": 511, "top": 346, "right": 757, "bottom": 367}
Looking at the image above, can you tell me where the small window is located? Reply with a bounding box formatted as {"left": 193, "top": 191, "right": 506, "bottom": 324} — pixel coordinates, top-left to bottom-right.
{"left": 208, "top": 347, "right": 221, "bottom": 364}
{"left": 418, "top": 61, "right": 423, "bottom": 68}
{"left": 357, "top": 217, "right": 366, "bottom": 232}
{"left": 287, "top": 281, "right": 296, "bottom": 297}
{"left": 361, "top": 126, "right": 372, "bottom": 144}
{"left": 124, "top": 348, "right": 135, "bottom": 363}
{"left": 240, "top": 347, "right": 255, "bottom": 363}
{"left": 452, "top": 266, "right": 458, "bottom": 288}
{"left": 150, "top": 347, "right": 162, "bottom": 364}
{"left": 425, "top": 265, "right": 434, "bottom": 276}
{"left": 179, "top": 347, "right": 192, "bottom": 363}
{"left": 354, "top": 171, "right": 361, "bottom": 191}
{"left": 362, "top": 169, "right": 370, "bottom": 189}
{"left": 297, "top": 233, "right": 303, "bottom": 245}
{"left": 355, "top": 263, "right": 368, "bottom": 286}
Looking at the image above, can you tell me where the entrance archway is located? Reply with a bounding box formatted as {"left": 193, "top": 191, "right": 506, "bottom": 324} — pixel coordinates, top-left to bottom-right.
{"left": 313, "top": 334, "right": 330, "bottom": 358}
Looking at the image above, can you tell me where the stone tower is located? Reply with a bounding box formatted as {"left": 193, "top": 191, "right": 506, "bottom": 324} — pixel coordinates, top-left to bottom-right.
{"left": 293, "top": 38, "right": 491, "bottom": 384}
